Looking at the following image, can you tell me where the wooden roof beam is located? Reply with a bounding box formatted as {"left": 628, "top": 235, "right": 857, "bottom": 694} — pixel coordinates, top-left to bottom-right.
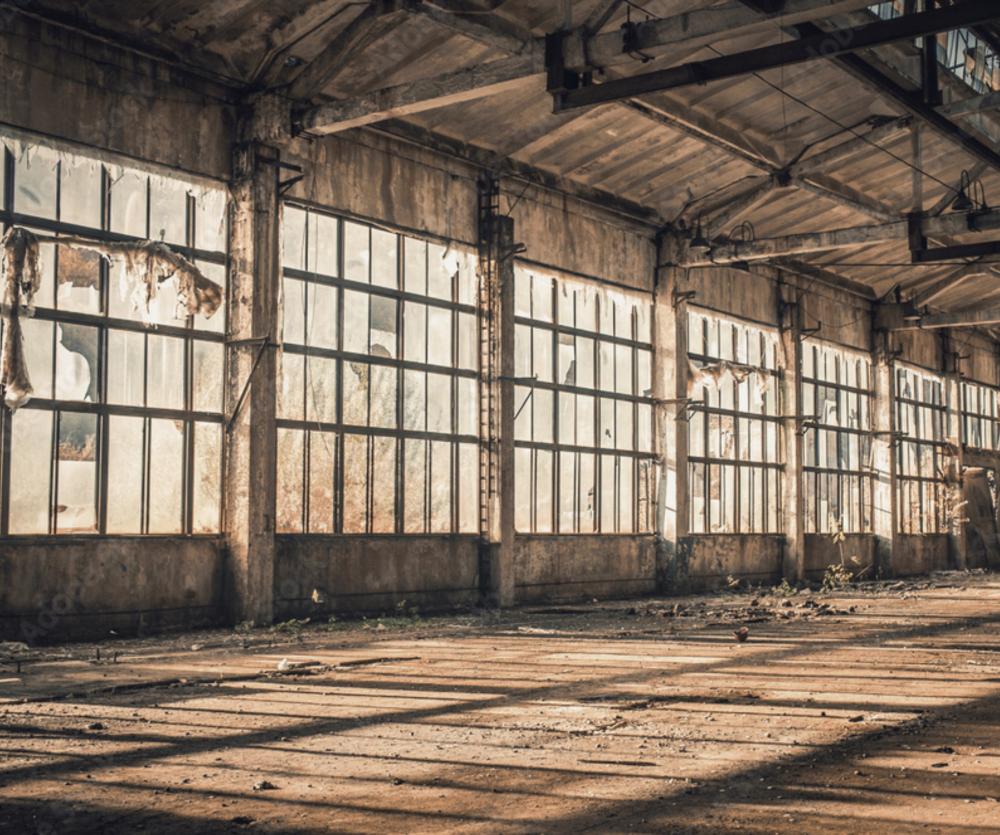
{"left": 671, "top": 207, "right": 1000, "bottom": 267}
{"left": 288, "top": 1, "right": 409, "bottom": 102}
{"left": 407, "top": 0, "right": 537, "bottom": 55}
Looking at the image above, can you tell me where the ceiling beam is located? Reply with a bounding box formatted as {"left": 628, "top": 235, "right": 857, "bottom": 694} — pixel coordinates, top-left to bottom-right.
{"left": 407, "top": 0, "right": 537, "bottom": 54}
{"left": 703, "top": 176, "right": 781, "bottom": 234}
{"left": 938, "top": 89, "right": 1000, "bottom": 118}
{"left": 673, "top": 207, "right": 1000, "bottom": 266}
{"left": 297, "top": 0, "right": 880, "bottom": 131}
{"left": 298, "top": 53, "right": 544, "bottom": 134}
{"left": 287, "top": 1, "right": 408, "bottom": 101}
{"left": 911, "top": 263, "right": 991, "bottom": 307}
{"left": 792, "top": 116, "right": 912, "bottom": 177}
{"left": 895, "top": 306, "right": 1000, "bottom": 330}
{"left": 794, "top": 174, "right": 900, "bottom": 223}
{"left": 553, "top": 3, "right": 1000, "bottom": 111}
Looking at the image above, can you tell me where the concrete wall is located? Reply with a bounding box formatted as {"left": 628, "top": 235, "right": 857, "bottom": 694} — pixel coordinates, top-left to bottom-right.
{"left": 681, "top": 267, "right": 779, "bottom": 327}
{"left": 893, "top": 534, "right": 951, "bottom": 576}
{"left": 512, "top": 535, "right": 656, "bottom": 603}
{"left": 0, "top": 537, "right": 225, "bottom": 643}
{"left": 274, "top": 536, "right": 480, "bottom": 619}
{"left": 804, "top": 533, "right": 877, "bottom": 581}
{"left": 669, "top": 535, "right": 785, "bottom": 592}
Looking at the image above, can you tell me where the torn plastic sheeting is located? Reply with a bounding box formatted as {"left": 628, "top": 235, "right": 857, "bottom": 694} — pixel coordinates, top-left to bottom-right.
{"left": 687, "top": 358, "right": 770, "bottom": 410}
{"left": 0, "top": 227, "right": 43, "bottom": 410}
{"left": 0, "top": 226, "right": 223, "bottom": 412}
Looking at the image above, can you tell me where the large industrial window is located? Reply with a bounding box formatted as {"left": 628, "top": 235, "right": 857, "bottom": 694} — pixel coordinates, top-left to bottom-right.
{"left": 276, "top": 205, "right": 479, "bottom": 534}
{"left": 895, "top": 365, "right": 950, "bottom": 534}
{"left": 0, "top": 133, "right": 227, "bottom": 535}
{"left": 687, "top": 309, "right": 781, "bottom": 533}
{"left": 801, "top": 340, "right": 873, "bottom": 533}
{"left": 961, "top": 380, "right": 1000, "bottom": 451}
{"left": 513, "top": 265, "right": 655, "bottom": 534}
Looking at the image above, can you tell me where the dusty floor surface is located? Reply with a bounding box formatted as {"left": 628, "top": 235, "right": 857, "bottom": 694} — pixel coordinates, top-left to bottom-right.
{"left": 1, "top": 572, "right": 999, "bottom": 834}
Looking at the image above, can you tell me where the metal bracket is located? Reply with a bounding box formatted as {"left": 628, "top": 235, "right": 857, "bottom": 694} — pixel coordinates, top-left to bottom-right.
{"left": 672, "top": 289, "right": 696, "bottom": 308}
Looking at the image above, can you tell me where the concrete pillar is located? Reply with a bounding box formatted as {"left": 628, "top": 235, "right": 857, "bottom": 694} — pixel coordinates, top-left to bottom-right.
{"left": 653, "top": 265, "right": 689, "bottom": 588}
{"left": 871, "top": 330, "right": 898, "bottom": 579}
{"left": 943, "top": 334, "right": 968, "bottom": 570}
{"left": 223, "top": 141, "right": 281, "bottom": 624}
{"left": 778, "top": 281, "right": 805, "bottom": 581}
{"left": 477, "top": 181, "right": 515, "bottom": 607}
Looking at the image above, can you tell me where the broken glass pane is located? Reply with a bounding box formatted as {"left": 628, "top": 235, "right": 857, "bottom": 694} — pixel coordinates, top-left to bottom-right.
{"left": 106, "top": 415, "right": 144, "bottom": 534}
{"left": 369, "top": 364, "right": 396, "bottom": 428}
{"left": 57, "top": 245, "right": 101, "bottom": 314}
{"left": 342, "top": 360, "right": 368, "bottom": 426}
{"left": 427, "top": 242, "right": 453, "bottom": 300}
{"left": 149, "top": 176, "right": 187, "bottom": 245}
{"left": 55, "top": 323, "right": 98, "bottom": 402}
{"left": 370, "top": 295, "right": 397, "bottom": 357}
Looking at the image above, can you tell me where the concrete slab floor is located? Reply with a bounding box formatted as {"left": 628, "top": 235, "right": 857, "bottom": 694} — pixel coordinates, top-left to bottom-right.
{"left": 1, "top": 572, "right": 999, "bottom": 834}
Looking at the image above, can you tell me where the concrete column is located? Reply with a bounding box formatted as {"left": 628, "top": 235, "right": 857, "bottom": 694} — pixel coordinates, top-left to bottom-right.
{"left": 943, "top": 334, "right": 968, "bottom": 569}
{"left": 223, "top": 141, "right": 281, "bottom": 624}
{"left": 871, "top": 330, "right": 898, "bottom": 579}
{"left": 779, "top": 281, "right": 805, "bottom": 582}
{"left": 477, "top": 186, "right": 515, "bottom": 607}
{"left": 653, "top": 265, "right": 689, "bottom": 588}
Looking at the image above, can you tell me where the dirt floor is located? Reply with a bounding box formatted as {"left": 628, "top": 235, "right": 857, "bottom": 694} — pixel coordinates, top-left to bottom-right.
{"left": 1, "top": 572, "right": 999, "bottom": 834}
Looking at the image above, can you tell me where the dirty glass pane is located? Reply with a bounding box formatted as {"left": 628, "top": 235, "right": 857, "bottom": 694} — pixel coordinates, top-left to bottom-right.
{"left": 404, "top": 439, "right": 427, "bottom": 533}
{"left": 371, "top": 436, "right": 396, "bottom": 532}
{"left": 559, "top": 451, "right": 575, "bottom": 532}
{"left": 514, "top": 447, "right": 531, "bottom": 532}
{"left": 14, "top": 145, "right": 58, "bottom": 218}
{"left": 618, "top": 456, "right": 634, "bottom": 532}
{"left": 276, "top": 427, "right": 305, "bottom": 533}
{"left": 195, "top": 187, "right": 227, "bottom": 253}
{"left": 55, "top": 323, "right": 98, "bottom": 402}
{"left": 457, "top": 251, "right": 477, "bottom": 306}
{"left": 427, "top": 242, "right": 453, "bottom": 300}
{"left": 457, "top": 312, "right": 477, "bottom": 371}
{"left": 149, "top": 177, "right": 188, "bottom": 245}
{"left": 533, "top": 388, "right": 553, "bottom": 444}
{"left": 404, "top": 237, "right": 427, "bottom": 296}
{"left": 458, "top": 443, "right": 478, "bottom": 533}
{"left": 342, "top": 360, "right": 368, "bottom": 426}
{"left": 558, "top": 391, "right": 575, "bottom": 445}
{"left": 306, "top": 282, "right": 338, "bottom": 350}
{"left": 579, "top": 452, "right": 596, "bottom": 533}
{"left": 193, "top": 260, "right": 226, "bottom": 335}
{"left": 371, "top": 228, "right": 397, "bottom": 289}
{"left": 21, "top": 318, "right": 54, "bottom": 401}
{"left": 283, "top": 205, "right": 307, "bottom": 270}
{"left": 637, "top": 403, "right": 652, "bottom": 452}
{"left": 109, "top": 168, "right": 148, "bottom": 238}
{"left": 192, "top": 422, "right": 222, "bottom": 533}
{"left": 340, "top": 434, "right": 366, "bottom": 529}
{"left": 598, "top": 340, "right": 614, "bottom": 392}
{"left": 278, "top": 352, "right": 305, "bottom": 421}
{"left": 514, "top": 325, "right": 531, "bottom": 378}
{"left": 107, "top": 415, "right": 144, "bottom": 534}
{"left": 600, "top": 454, "right": 616, "bottom": 532}
{"left": 404, "top": 302, "right": 427, "bottom": 363}
{"left": 370, "top": 296, "right": 397, "bottom": 357}
{"left": 535, "top": 449, "right": 553, "bottom": 533}
{"left": 403, "top": 370, "right": 426, "bottom": 431}
{"left": 616, "top": 400, "right": 633, "bottom": 451}
{"left": 514, "top": 385, "right": 531, "bottom": 442}
{"left": 283, "top": 278, "right": 307, "bottom": 345}
{"left": 311, "top": 211, "right": 339, "bottom": 277}
{"left": 533, "top": 327, "right": 553, "bottom": 383}
{"left": 426, "top": 372, "right": 451, "bottom": 434}
{"left": 107, "top": 329, "right": 145, "bottom": 406}
{"left": 557, "top": 282, "right": 574, "bottom": 327}
{"left": 9, "top": 409, "right": 52, "bottom": 534}
{"left": 575, "top": 336, "right": 594, "bottom": 389}
{"left": 429, "top": 440, "right": 451, "bottom": 533}
{"left": 343, "top": 290, "right": 369, "bottom": 354}
{"left": 615, "top": 344, "right": 633, "bottom": 395}
{"left": 514, "top": 268, "right": 531, "bottom": 318}
{"left": 308, "top": 430, "right": 336, "bottom": 533}
{"left": 344, "top": 222, "right": 369, "bottom": 283}
{"left": 577, "top": 394, "right": 595, "bottom": 446}
{"left": 59, "top": 153, "right": 102, "bottom": 228}
{"left": 147, "top": 418, "right": 185, "bottom": 534}
{"left": 369, "top": 365, "right": 396, "bottom": 429}
{"left": 427, "top": 306, "right": 451, "bottom": 366}
{"left": 56, "top": 245, "right": 101, "bottom": 313}
{"left": 192, "top": 341, "right": 223, "bottom": 413}
{"left": 457, "top": 377, "right": 477, "bottom": 436}
{"left": 531, "top": 273, "right": 552, "bottom": 322}
{"left": 147, "top": 334, "right": 186, "bottom": 410}
{"left": 306, "top": 355, "right": 338, "bottom": 424}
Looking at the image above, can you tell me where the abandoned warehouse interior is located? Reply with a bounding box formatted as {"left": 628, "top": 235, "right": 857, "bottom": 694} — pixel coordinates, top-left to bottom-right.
{"left": 2, "top": 0, "right": 1000, "bottom": 643}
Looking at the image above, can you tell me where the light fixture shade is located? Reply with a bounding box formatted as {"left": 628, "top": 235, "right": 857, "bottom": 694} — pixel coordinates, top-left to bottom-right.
{"left": 951, "top": 189, "right": 974, "bottom": 212}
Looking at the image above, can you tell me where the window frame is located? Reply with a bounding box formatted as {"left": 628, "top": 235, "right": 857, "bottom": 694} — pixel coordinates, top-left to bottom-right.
{"left": 0, "top": 140, "right": 228, "bottom": 538}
